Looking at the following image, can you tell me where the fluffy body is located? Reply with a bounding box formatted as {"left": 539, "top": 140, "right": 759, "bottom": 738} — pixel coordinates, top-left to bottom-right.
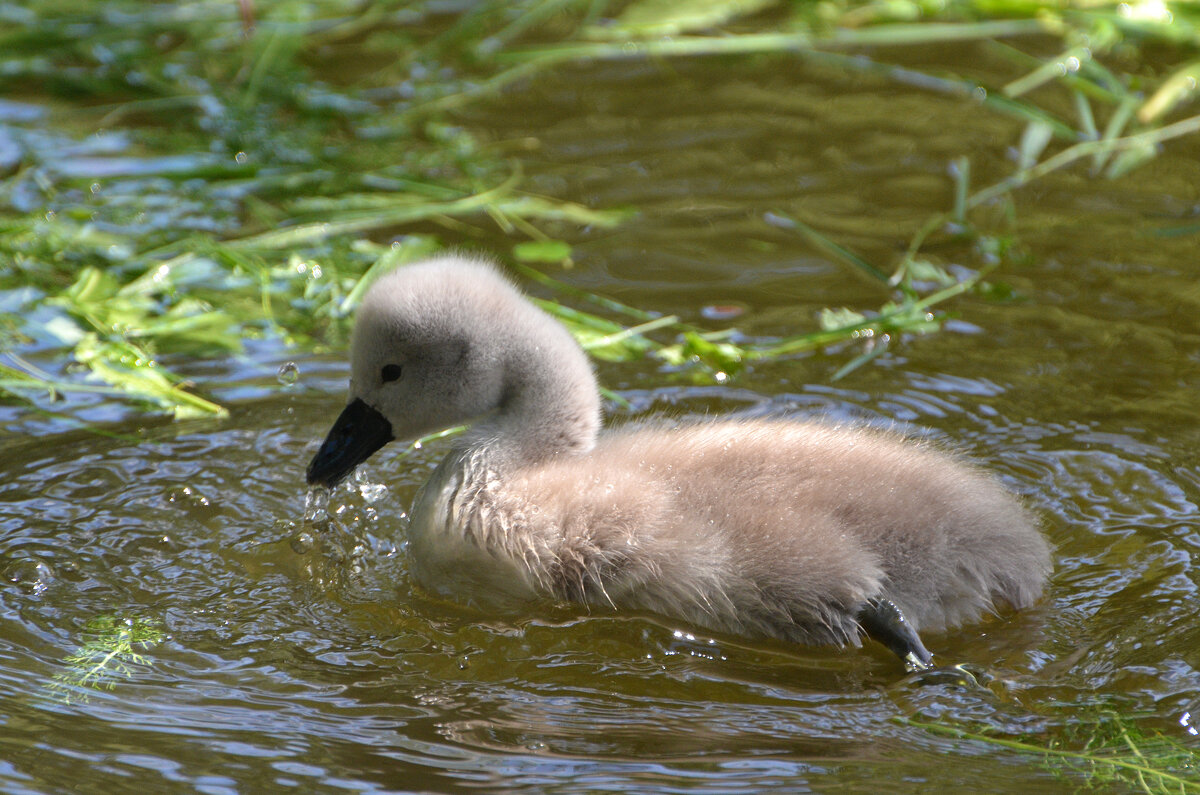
{"left": 318, "top": 255, "right": 1052, "bottom": 654}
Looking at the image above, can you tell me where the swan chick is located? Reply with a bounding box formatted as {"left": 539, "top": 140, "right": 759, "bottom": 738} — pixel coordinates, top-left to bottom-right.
{"left": 307, "top": 255, "right": 1052, "bottom": 669}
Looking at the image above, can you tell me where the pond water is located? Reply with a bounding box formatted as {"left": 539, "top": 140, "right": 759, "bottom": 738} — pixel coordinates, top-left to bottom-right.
{"left": 3, "top": 33, "right": 1200, "bottom": 795}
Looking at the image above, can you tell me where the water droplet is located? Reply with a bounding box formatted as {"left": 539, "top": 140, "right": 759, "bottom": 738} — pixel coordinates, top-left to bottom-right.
{"left": 713, "top": 371, "right": 728, "bottom": 384}
{"left": 357, "top": 481, "right": 388, "bottom": 503}
{"left": 290, "top": 531, "right": 315, "bottom": 554}
{"left": 235, "top": 151, "right": 248, "bottom": 164}
{"left": 304, "top": 488, "right": 329, "bottom": 523}
{"left": 277, "top": 362, "right": 299, "bottom": 386}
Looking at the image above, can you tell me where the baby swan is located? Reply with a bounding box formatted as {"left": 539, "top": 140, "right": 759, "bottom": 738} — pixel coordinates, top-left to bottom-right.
{"left": 307, "top": 255, "right": 1051, "bottom": 670}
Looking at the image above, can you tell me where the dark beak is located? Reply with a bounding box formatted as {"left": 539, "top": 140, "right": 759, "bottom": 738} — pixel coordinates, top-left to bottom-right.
{"left": 306, "top": 398, "right": 394, "bottom": 488}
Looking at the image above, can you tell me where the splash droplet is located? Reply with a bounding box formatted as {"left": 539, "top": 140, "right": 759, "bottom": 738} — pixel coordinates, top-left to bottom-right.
{"left": 277, "top": 362, "right": 299, "bottom": 386}
{"left": 290, "top": 531, "right": 315, "bottom": 554}
{"left": 357, "top": 481, "right": 388, "bottom": 503}
{"left": 304, "top": 487, "right": 329, "bottom": 524}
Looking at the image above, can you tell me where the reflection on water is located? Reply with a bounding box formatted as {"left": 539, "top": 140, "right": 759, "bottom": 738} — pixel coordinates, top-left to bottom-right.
{"left": 3, "top": 45, "right": 1200, "bottom": 795}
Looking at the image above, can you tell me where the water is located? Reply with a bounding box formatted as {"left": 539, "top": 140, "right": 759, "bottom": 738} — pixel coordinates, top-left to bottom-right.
{"left": 3, "top": 36, "right": 1200, "bottom": 795}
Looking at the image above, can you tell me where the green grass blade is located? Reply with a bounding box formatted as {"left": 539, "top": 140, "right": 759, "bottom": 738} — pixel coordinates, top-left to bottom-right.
{"left": 765, "top": 212, "right": 890, "bottom": 284}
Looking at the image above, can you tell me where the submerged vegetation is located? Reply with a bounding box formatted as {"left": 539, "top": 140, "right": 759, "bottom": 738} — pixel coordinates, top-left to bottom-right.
{"left": 1, "top": 0, "right": 1199, "bottom": 417}
{"left": 900, "top": 713, "right": 1199, "bottom": 794}
{"left": 44, "top": 616, "right": 164, "bottom": 704}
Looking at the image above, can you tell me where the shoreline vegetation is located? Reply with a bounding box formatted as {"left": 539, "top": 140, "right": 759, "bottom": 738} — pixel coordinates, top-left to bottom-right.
{"left": 1, "top": 1, "right": 1199, "bottom": 418}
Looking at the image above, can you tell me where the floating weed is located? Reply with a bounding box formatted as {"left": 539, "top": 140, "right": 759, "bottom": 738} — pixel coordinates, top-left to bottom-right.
{"left": 45, "top": 616, "right": 164, "bottom": 705}
{"left": 897, "top": 713, "right": 1200, "bottom": 794}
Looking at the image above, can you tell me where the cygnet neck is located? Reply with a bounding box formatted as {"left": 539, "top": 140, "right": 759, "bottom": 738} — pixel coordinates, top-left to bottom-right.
{"left": 460, "top": 313, "right": 602, "bottom": 470}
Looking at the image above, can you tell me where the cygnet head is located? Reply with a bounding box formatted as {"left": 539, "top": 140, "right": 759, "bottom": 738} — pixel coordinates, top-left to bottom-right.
{"left": 307, "top": 256, "right": 602, "bottom": 488}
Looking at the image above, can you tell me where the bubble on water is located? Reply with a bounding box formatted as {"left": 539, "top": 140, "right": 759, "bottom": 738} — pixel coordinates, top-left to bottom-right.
{"left": 290, "top": 531, "right": 315, "bottom": 554}
{"left": 277, "top": 362, "right": 299, "bottom": 386}
{"left": 2, "top": 557, "right": 53, "bottom": 595}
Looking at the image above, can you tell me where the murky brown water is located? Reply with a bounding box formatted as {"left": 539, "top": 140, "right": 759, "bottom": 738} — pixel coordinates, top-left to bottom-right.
{"left": 3, "top": 42, "right": 1200, "bottom": 794}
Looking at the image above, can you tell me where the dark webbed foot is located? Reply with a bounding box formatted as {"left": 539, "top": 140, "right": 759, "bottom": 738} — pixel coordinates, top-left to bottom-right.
{"left": 857, "top": 597, "right": 934, "bottom": 671}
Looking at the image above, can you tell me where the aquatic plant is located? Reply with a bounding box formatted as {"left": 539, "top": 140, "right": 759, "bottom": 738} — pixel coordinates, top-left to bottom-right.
{"left": 45, "top": 616, "right": 164, "bottom": 704}
{"left": 899, "top": 713, "right": 1200, "bottom": 794}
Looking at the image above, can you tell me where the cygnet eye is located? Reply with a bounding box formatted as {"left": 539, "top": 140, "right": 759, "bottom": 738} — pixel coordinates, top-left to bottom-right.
{"left": 380, "top": 364, "right": 403, "bottom": 383}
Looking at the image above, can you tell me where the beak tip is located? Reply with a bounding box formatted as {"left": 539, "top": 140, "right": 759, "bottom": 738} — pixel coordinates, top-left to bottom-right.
{"left": 304, "top": 460, "right": 342, "bottom": 489}
{"left": 305, "top": 398, "right": 394, "bottom": 491}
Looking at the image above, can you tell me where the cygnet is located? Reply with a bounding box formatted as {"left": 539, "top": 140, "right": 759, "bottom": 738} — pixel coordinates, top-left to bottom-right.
{"left": 307, "top": 255, "right": 1051, "bottom": 670}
